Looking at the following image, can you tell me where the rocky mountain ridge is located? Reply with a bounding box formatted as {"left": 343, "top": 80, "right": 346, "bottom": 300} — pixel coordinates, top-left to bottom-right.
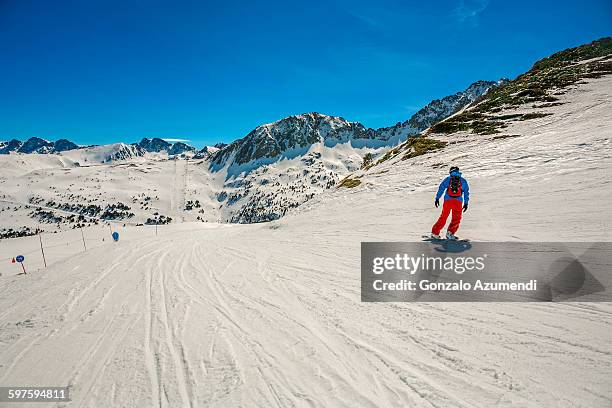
{"left": 0, "top": 137, "right": 79, "bottom": 154}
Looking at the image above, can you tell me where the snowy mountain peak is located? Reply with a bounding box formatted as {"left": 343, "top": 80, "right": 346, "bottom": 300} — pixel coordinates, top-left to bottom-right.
{"left": 137, "top": 138, "right": 172, "bottom": 153}
{"left": 210, "top": 112, "right": 376, "bottom": 169}
{"left": 52, "top": 139, "right": 79, "bottom": 152}
{"left": 0, "top": 139, "right": 23, "bottom": 154}
{"left": 168, "top": 142, "right": 196, "bottom": 156}
{"left": 263, "top": 112, "right": 357, "bottom": 129}
{"left": 0, "top": 137, "right": 81, "bottom": 154}
{"left": 18, "top": 137, "right": 54, "bottom": 154}
{"left": 135, "top": 137, "right": 198, "bottom": 156}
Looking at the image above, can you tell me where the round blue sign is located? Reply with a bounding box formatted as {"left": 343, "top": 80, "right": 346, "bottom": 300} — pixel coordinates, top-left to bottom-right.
{"left": 15, "top": 255, "right": 24, "bottom": 263}
{"left": 112, "top": 232, "right": 119, "bottom": 242}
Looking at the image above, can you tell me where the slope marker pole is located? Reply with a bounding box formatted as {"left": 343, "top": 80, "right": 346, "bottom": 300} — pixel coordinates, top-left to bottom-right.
{"left": 38, "top": 233, "right": 47, "bottom": 268}
{"left": 80, "top": 226, "right": 87, "bottom": 251}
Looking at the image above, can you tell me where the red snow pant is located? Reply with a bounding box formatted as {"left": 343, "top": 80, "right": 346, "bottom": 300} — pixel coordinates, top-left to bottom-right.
{"left": 432, "top": 199, "right": 463, "bottom": 235}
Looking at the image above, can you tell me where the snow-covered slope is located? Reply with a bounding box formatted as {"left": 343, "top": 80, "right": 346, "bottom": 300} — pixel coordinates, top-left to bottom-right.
{"left": 59, "top": 142, "right": 146, "bottom": 164}
{"left": 0, "top": 75, "right": 611, "bottom": 407}
{"left": 0, "top": 155, "right": 221, "bottom": 237}
{"left": 215, "top": 141, "right": 374, "bottom": 223}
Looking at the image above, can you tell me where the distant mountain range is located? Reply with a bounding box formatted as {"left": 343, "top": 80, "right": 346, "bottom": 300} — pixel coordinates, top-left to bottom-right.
{"left": 1, "top": 78, "right": 504, "bottom": 162}
{"left": 0, "top": 135, "right": 233, "bottom": 162}
{"left": 0, "top": 137, "right": 79, "bottom": 154}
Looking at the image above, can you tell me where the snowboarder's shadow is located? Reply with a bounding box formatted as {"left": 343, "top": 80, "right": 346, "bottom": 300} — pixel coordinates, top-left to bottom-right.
{"left": 423, "top": 238, "right": 472, "bottom": 253}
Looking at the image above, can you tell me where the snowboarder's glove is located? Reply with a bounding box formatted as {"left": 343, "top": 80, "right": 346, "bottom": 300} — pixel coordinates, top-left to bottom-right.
{"left": 463, "top": 204, "right": 468, "bottom": 213}
{"left": 435, "top": 198, "right": 440, "bottom": 208}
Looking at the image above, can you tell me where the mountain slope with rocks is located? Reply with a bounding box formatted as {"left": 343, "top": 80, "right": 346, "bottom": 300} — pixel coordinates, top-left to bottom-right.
{"left": 428, "top": 37, "right": 612, "bottom": 136}
{"left": 375, "top": 79, "right": 508, "bottom": 142}
{"left": 210, "top": 113, "right": 376, "bottom": 172}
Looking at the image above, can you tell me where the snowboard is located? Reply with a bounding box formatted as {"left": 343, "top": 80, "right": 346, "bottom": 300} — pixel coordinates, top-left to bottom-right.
{"left": 421, "top": 234, "right": 470, "bottom": 243}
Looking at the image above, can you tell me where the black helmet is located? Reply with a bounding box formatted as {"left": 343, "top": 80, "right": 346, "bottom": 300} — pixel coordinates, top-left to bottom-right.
{"left": 449, "top": 166, "right": 459, "bottom": 174}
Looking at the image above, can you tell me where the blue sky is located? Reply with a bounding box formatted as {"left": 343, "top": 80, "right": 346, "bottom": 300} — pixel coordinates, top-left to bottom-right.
{"left": 0, "top": 0, "right": 610, "bottom": 148}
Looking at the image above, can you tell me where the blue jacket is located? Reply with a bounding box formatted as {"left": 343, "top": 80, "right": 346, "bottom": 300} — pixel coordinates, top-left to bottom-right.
{"left": 435, "top": 171, "right": 470, "bottom": 204}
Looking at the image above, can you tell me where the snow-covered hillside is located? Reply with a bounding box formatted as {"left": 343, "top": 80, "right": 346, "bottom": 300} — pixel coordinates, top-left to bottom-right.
{"left": 59, "top": 143, "right": 146, "bottom": 164}
{"left": 215, "top": 141, "right": 376, "bottom": 223}
{"left": 0, "top": 154, "right": 222, "bottom": 238}
{"left": 0, "top": 73, "right": 611, "bottom": 407}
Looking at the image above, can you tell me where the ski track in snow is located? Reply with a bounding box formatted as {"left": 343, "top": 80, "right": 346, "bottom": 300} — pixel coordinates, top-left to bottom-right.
{"left": 0, "top": 78, "right": 611, "bottom": 407}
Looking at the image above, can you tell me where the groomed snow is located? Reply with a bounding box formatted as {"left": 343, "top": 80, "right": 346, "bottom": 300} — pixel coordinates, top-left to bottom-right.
{"left": 0, "top": 77, "right": 611, "bottom": 407}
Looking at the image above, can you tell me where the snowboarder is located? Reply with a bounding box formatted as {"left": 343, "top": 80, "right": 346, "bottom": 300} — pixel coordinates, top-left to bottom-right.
{"left": 431, "top": 166, "right": 469, "bottom": 240}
